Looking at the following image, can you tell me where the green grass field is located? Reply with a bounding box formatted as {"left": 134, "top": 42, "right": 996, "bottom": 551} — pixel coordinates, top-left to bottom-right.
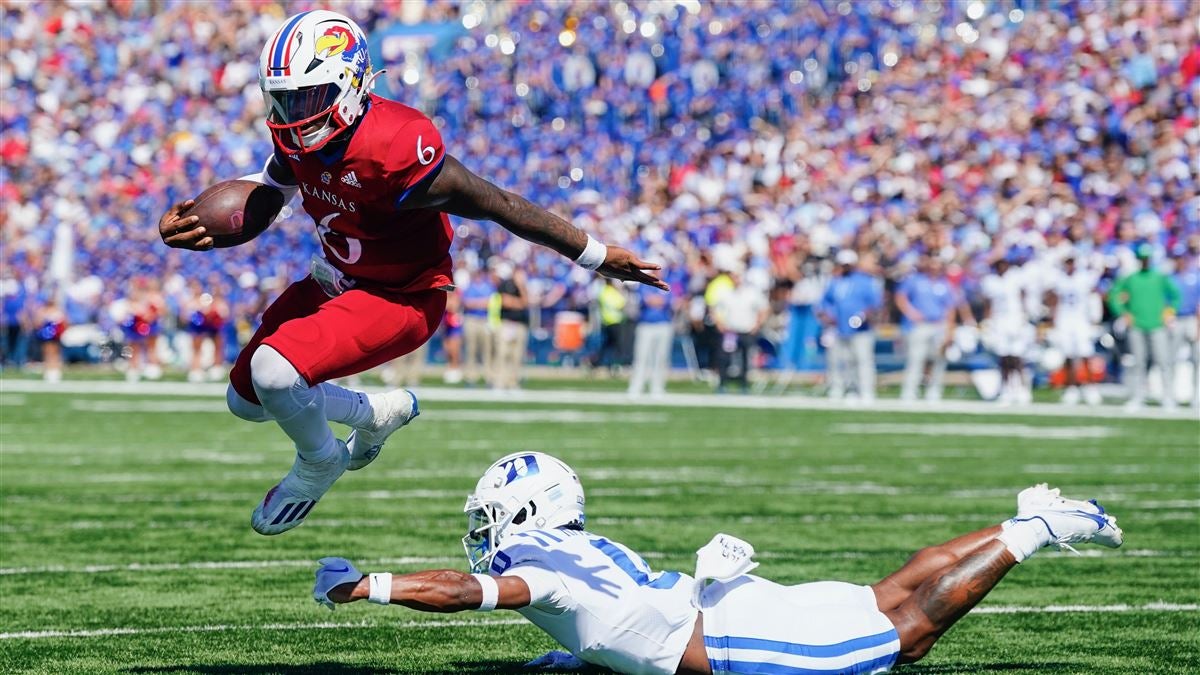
{"left": 1, "top": 385, "right": 1197, "bottom": 674}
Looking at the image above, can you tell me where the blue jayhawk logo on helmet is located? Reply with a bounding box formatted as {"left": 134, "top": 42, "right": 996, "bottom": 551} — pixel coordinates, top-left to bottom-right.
{"left": 500, "top": 455, "right": 540, "bottom": 485}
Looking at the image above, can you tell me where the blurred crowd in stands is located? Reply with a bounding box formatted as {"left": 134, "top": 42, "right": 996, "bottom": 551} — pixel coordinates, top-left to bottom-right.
{"left": 2, "top": 1, "right": 1197, "bottom": 406}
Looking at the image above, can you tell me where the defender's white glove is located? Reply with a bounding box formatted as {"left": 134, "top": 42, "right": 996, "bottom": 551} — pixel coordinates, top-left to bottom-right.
{"left": 314, "top": 557, "right": 363, "bottom": 611}
{"left": 523, "top": 650, "right": 587, "bottom": 671}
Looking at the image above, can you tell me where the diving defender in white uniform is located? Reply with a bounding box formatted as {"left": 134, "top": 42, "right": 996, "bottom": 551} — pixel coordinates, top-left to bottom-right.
{"left": 314, "top": 453, "right": 1122, "bottom": 674}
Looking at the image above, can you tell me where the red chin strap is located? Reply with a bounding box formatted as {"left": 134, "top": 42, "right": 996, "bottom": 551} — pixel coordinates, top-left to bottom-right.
{"left": 266, "top": 105, "right": 351, "bottom": 154}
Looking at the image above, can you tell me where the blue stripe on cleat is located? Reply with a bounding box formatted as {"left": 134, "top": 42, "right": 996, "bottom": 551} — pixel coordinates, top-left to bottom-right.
{"left": 293, "top": 500, "right": 317, "bottom": 522}
{"left": 271, "top": 503, "right": 296, "bottom": 526}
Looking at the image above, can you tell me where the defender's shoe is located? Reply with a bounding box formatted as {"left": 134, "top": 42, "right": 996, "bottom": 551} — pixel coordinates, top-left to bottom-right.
{"left": 346, "top": 389, "right": 419, "bottom": 471}
{"left": 1014, "top": 483, "right": 1124, "bottom": 552}
{"left": 252, "top": 442, "right": 349, "bottom": 535}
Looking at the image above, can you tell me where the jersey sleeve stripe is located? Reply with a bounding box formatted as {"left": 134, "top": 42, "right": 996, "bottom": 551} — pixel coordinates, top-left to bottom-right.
{"left": 394, "top": 155, "right": 444, "bottom": 208}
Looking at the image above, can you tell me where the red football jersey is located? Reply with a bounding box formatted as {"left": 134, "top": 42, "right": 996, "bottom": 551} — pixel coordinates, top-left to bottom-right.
{"left": 276, "top": 94, "right": 453, "bottom": 294}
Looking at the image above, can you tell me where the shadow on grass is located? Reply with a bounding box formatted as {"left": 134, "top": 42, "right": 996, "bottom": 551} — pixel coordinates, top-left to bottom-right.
{"left": 443, "top": 661, "right": 611, "bottom": 674}
{"left": 124, "top": 660, "right": 1074, "bottom": 674}
{"left": 124, "top": 661, "right": 611, "bottom": 675}
{"left": 903, "top": 663, "right": 1079, "bottom": 673}
{"left": 124, "top": 665, "right": 402, "bottom": 675}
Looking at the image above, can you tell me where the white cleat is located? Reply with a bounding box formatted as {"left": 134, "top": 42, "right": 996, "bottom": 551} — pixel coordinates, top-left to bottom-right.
{"left": 1013, "top": 483, "right": 1124, "bottom": 552}
{"left": 346, "top": 389, "right": 419, "bottom": 471}
{"left": 252, "top": 442, "right": 349, "bottom": 535}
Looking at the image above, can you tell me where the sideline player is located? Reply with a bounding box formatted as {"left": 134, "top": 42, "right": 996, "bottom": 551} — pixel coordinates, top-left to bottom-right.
{"left": 980, "top": 255, "right": 1033, "bottom": 405}
{"left": 315, "top": 452, "right": 1123, "bottom": 674}
{"left": 1045, "top": 253, "right": 1102, "bottom": 405}
{"left": 156, "top": 11, "right": 666, "bottom": 535}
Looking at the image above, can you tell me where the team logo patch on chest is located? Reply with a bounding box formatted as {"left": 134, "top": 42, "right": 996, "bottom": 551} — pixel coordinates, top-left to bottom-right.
{"left": 320, "top": 171, "right": 332, "bottom": 185}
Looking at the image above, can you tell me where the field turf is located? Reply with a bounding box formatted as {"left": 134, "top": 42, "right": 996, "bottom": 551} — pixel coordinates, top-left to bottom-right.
{"left": 1, "top": 385, "right": 1197, "bottom": 674}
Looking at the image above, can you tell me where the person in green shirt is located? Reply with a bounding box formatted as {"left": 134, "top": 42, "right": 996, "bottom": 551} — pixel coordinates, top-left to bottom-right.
{"left": 1107, "top": 243, "right": 1181, "bottom": 411}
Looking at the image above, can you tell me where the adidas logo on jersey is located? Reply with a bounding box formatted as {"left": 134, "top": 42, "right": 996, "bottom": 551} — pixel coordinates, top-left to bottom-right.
{"left": 340, "top": 171, "right": 362, "bottom": 188}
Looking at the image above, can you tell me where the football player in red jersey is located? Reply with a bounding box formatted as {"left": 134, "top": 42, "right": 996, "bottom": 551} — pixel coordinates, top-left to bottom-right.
{"left": 157, "top": 10, "right": 666, "bottom": 536}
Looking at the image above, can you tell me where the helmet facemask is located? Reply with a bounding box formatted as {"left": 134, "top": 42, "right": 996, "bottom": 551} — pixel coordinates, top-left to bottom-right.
{"left": 463, "top": 497, "right": 514, "bottom": 573}
{"left": 264, "top": 69, "right": 376, "bottom": 154}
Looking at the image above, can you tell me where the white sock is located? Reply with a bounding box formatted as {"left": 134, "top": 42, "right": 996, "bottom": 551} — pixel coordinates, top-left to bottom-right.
{"left": 320, "top": 383, "right": 374, "bottom": 428}
{"left": 998, "top": 518, "right": 1052, "bottom": 563}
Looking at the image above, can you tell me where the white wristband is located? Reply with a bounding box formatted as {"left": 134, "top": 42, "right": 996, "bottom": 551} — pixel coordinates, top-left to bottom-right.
{"left": 574, "top": 235, "right": 607, "bottom": 271}
{"left": 472, "top": 573, "right": 499, "bottom": 612}
{"left": 368, "top": 572, "right": 392, "bottom": 605}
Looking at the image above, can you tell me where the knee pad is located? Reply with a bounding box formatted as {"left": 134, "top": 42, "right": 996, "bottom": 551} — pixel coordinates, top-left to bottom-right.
{"left": 250, "top": 345, "right": 303, "bottom": 397}
{"left": 250, "top": 345, "right": 321, "bottom": 417}
{"left": 226, "top": 384, "right": 271, "bottom": 423}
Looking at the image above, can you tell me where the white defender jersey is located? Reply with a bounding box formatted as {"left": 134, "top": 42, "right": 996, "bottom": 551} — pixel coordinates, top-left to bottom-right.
{"left": 1050, "top": 269, "right": 1100, "bottom": 325}
{"left": 491, "top": 528, "right": 698, "bottom": 675}
{"left": 981, "top": 269, "right": 1028, "bottom": 322}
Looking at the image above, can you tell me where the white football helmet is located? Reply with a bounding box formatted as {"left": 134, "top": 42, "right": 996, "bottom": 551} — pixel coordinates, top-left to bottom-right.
{"left": 258, "top": 10, "right": 378, "bottom": 153}
{"left": 462, "top": 452, "right": 586, "bottom": 573}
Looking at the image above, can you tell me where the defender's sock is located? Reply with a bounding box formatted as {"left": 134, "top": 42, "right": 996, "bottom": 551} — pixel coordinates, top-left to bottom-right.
{"left": 998, "top": 518, "right": 1052, "bottom": 563}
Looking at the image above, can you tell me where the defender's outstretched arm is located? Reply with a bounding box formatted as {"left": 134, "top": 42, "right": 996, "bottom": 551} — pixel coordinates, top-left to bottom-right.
{"left": 315, "top": 559, "right": 530, "bottom": 612}
{"left": 404, "top": 155, "right": 669, "bottom": 291}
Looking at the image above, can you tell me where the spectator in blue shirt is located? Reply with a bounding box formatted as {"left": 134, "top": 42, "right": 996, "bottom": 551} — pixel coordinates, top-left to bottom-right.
{"left": 779, "top": 248, "right": 827, "bottom": 374}
{"left": 627, "top": 284, "right": 677, "bottom": 399}
{"left": 1171, "top": 238, "right": 1200, "bottom": 407}
{"left": 1, "top": 275, "right": 29, "bottom": 370}
{"left": 896, "top": 254, "right": 972, "bottom": 402}
{"left": 819, "top": 250, "right": 883, "bottom": 403}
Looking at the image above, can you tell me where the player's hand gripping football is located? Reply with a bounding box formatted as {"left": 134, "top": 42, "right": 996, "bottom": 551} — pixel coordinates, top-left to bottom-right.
{"left": 597, "top": 246, "right": 670, "bottom": 291}
{"left": 158, "top": 200, "right": 214, "bottom": 251}
{"left": 313, "top": 557, "right": 365, "bottom": 610}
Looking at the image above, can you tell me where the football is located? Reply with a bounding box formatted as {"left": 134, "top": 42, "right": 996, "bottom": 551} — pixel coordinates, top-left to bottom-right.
{"left": 182, "top": 180, "right": 285, "bottom": 248}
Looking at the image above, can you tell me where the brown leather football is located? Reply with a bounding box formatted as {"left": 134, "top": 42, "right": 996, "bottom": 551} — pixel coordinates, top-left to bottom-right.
{"left": 182, "top": 180, "right": 285, "bottom": 248}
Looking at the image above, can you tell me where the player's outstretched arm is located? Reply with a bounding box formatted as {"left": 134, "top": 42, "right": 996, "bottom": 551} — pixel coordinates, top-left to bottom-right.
{"left": 405, "top": 155, "right": 668, "bottom": 291}
{"left": 314, "top": 557, "right": 530, "bottom": 612}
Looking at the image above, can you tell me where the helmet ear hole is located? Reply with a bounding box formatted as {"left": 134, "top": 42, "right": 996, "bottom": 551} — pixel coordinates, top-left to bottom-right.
{"left": 512, "top": 508, "right": 527, "bottom": 526}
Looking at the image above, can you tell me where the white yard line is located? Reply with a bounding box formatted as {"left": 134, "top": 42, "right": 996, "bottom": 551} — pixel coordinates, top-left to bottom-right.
{"left": 2, "top": 547, "right": 1190, "bottom": 577}
{"left": 832, "top": 422, "right": 1119, "bottom": 440}
{"left": 0, "top": 604, "right": 1194, "bottom": 641}
{"left": 0, "top": 617, "right": 529, "bottom": 640}
{"left": 65, "top": 399, "right": 669, "bottom": 423}
{"left": 971, "top": 602, "right": 1199, "bottom": 615}
{"left": 0, "top": 557, "right": 458, "bottom": 576}
{"left": 5, "top": 379, "right": 1197, "bottom": 421}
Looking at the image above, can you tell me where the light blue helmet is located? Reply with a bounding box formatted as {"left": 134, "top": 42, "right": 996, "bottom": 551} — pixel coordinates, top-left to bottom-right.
{"left": 462, "top": 452, "right": 586, "bottom": 573}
